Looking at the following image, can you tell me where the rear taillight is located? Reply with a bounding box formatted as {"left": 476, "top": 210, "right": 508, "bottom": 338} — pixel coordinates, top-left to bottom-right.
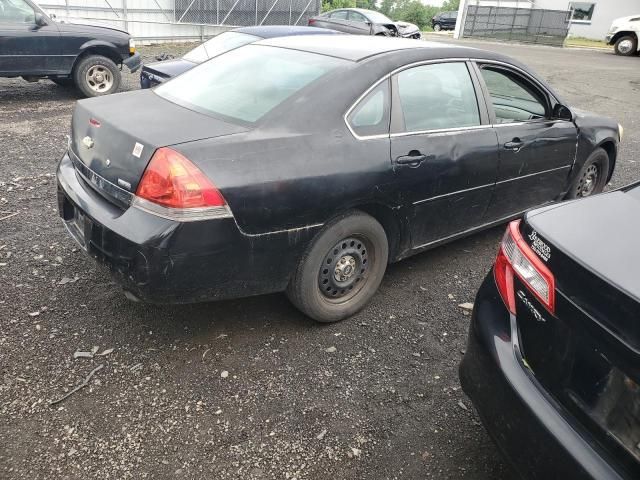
{"left": 136, "top": 147, "right": 226, "bottom": 209}
{"left": 308, "top": 18, "right": 316, "bottom": 25}
{"left": 494, "top": 220, "right": 555, "bottom": 314}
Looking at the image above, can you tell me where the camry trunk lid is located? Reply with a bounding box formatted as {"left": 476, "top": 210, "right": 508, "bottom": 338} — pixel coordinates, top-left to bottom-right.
{"left": 516, "top": 187, "right": 640, "bottom": 474}
{"left": 70, "top": 90, "right": 247, "bottom": 204}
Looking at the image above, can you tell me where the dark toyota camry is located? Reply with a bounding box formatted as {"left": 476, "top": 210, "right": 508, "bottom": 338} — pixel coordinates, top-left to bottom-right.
{"left": 460, "top": 182, "right": 640, "bottom": 479}
{"left": 139, "top": 25, "right": 337, "bottom": 88}
{"left": 57, "top": 35, "right": 621, "bottom": 322}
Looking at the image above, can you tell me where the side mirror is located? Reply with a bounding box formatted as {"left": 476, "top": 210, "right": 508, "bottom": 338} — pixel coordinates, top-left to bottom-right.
{"left": 34, "top": 12, "right": 48, "bottom": 27}
{"left": 553, "top": 103, "right": 572, "bottom": 121}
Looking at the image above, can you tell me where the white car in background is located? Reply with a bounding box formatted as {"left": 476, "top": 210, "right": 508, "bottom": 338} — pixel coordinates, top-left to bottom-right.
{"left": 605, "top": 14, "right": 640, "bottom": 55}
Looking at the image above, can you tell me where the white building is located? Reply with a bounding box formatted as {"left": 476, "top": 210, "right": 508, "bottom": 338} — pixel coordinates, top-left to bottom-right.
{"left": 455, "top": 0, "right": 640, "bottom": 40}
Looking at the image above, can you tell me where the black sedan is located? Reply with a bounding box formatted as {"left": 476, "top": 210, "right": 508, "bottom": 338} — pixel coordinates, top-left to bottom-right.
{"left": 56, "top": 35, "right": 620, "bottom": 322}
{"left": 140, "top": 25, "right": 337, "bottom": 88}
{"left": 460, "top": 181, "right": 640, "bottom": 479}
{"left": 308, "top": 8, "right": 421, "bottom": 38}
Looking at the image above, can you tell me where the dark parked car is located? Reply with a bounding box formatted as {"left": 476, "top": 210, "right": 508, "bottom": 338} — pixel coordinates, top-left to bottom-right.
{"left": 0, "top": 0, "right": 140, "bottom": 96}
{"left": 460, "top": 181, "right": 639, "bottom": 480}
{"left": 140, "top": 25, "right": 338, "bottom": 88}
{"left": 309, "top": 8, "right": 421, "bottom": 38}
{"left": 57, "top": 35, "right": 620, "bottom": 322}
{"left": 431, "top": 11, "right": 458, "bottom": 32}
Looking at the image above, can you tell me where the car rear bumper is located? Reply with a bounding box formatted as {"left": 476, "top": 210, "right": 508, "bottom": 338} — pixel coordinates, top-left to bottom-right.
{"left": 459, "top": 273, "right": 628, "bottom": 480}
{"left": 56, "top": 152, "right": 318, "bottom": 303}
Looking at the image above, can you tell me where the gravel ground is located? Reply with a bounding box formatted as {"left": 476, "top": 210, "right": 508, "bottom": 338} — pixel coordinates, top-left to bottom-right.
{"left": 1, "top": 39, "right": 638, "bottom": 480}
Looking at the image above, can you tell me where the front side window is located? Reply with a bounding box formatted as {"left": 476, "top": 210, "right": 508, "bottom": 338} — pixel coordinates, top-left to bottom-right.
{"left": 183, "top": 32, "right": 260, "bottom": 63}
{"left": 365, "top": 11, "right": 392, "bottom": 23}
{"left": 480, "top": 67, "right": 547, "bottom": 123}
{"left": 347, "top": 81, "right": 390, "bottom": 137}
{"left": 396, "top": 62, "right": 480, "bottom": 133}
{"left": 349, "top": 11, "right": 367, "bottom": 23}
{"left": 156, "top": 45, "right": 348, "bottom": 124}
{"left": 569, "top": 2, "right": 595, "bottom": 22}
{"left": 0, "top": 0, "right": 35, "bottom": 23}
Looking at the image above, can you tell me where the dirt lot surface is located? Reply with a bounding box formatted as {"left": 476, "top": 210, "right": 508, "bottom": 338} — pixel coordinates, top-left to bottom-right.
{"left": 1, "top": 40, "right": 638, "bottom": 480}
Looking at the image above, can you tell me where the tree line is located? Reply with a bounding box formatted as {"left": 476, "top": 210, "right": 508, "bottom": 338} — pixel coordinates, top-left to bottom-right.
{"left": 320, "top": 0, "right": 460, "bottom": 30}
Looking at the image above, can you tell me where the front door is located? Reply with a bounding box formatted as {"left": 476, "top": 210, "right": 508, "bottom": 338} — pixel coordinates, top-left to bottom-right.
{"left": 346, "top": 10, "right": 373, "bottom": 35}
{"left": 476, "top": 64, "right": 578, "bottom": 220}
{"left": 390, "top": 61, "right": 500, "bottom": 248}
{"left": 0, "top": 0, "right": 60, "bottom": 75}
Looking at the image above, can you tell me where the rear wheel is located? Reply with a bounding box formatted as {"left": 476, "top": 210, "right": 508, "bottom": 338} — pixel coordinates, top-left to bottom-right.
{"left": 614, "top": 35, "right": 637, "bottom": 56}
{"left": 566, "top": 148, "right": 610, "bottom": 199}
{"left": 286, "top": 211, "right": 388, "bottom": 323}
{"left": 433, "top": 23, "right": 442, "bottom": 32}
{"left": 73, "top": 55, "right": 121, "bottom": 97}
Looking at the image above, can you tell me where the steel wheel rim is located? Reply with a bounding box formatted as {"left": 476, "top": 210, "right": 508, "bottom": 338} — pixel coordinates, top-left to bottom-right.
{"left": 578, "top": 164, "right": 599, "bottom": 197}
{"left": 618, "top": 39, "right": 634, "bottom": 54}
{"left": 86, "top": 65, "right": 113, "bottom": 93}
{"left": 318, "top": 236, "right": 372, "bottom": 303}
{"left": 434, "top": 24, "right": 441, "bottom": 31}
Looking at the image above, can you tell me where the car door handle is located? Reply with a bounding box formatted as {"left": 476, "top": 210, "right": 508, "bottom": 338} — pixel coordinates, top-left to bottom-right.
{"left": 396, "top": 153, "right": 433, "bottom": 166}
{"left": 504, "top": 139, "right": 525, "bottom": 151}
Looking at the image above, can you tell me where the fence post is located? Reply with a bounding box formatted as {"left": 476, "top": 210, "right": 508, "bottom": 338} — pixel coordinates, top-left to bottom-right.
{"left": 289, "top": 0, "right": 292, "bottom": 25}
{"left": 216, "top": 0, "right": 219, "bottom": 24}
{"left": 122, "top": 0, "right": 129, "bottom": 32}
{"left": 255, "top": 0, "right": 258, "bottom": 25}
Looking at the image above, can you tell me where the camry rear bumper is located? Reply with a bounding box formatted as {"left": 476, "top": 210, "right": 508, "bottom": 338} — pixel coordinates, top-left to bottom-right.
{"left": 56, "top": 152, "right": 319, "bottom": 303}
{"left": 459, "top": 273, "right": 627, "bottom": 480}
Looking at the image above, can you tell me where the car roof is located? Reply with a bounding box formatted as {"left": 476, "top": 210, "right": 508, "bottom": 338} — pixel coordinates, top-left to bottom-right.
{"left": 233, "top": 25, "right": 338, "bottom": 38}
{"left": 257, "top": 34, "right": 493, "bottom": 62}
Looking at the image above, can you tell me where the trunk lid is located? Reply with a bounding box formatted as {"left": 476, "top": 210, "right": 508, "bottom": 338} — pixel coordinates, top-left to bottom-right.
{"left": 516, "top": 189, "right": 640, "bottom": 475}
{"left": 70, "top": 90, "right": 248, "bottom": 204}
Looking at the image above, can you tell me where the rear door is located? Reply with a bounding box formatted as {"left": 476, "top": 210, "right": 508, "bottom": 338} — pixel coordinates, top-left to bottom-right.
{"left": 0, "top": 0, "right": 61, "bottom": 74}
{"left": 476, "top": 63, "right": 577, "bottom": 220}
{"left": 389, "top": 61, "right": 500, "bottom": 248}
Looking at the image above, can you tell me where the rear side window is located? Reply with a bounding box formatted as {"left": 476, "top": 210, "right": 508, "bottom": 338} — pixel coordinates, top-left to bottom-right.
{"left": 396, "top": 62, "right": 480, "bottom": 132}
{"left": 347, "top": 81, "right": 390, "bottom": 137}
{"left": 480, "top": 67, "right": 547, "bottom": 123}
{"left": 156, "top": 45, "right": 348, "bottom": 124}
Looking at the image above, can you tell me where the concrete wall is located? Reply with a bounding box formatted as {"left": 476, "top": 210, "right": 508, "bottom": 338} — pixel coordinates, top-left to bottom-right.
{"left": 534, "top": 0, "right": 639, "bottom": 39}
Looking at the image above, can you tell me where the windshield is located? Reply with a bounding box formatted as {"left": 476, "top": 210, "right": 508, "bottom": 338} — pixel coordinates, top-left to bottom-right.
{"left": 183, "top": 31, "right": 260, "bottom": 63}
{"left": 365, "top": 11, "right": 392, "bottom": 23}
{"left": 156, "top": 45, "right": 348, "bottom": 124}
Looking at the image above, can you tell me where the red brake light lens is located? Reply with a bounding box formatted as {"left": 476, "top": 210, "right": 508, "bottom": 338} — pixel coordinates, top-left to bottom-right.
{"left": 308, "top": 18, "right": 316, "bottom": 25}
{"left": 136, "top": 147, "right": 225, "bottom": 209}
{"left": 494, "top": 220, "right": 555, "bottom": 315}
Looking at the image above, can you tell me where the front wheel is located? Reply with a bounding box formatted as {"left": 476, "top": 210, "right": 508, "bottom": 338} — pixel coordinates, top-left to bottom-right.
{"left": 565, "top": 148, "right": 610, "bottom": 199}
{"left": 433, "top": 23, "right": 442, "bottom": 32}
{"left": 73, "top": 55, "right": 121, "bottom": 97}
{"left": 614, "top": 35, "right": 637, "bottom": 56}
{"left": 286, "top": 211, "right": 388, "bottom": 323}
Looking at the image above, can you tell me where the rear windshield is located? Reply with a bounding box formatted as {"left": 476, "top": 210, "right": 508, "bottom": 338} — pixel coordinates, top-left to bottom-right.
{"left": 156, "top": 45, "right": 348, "bottom": 124}
{"left": 182, "top": 32, "right": 260, "bottom": 63}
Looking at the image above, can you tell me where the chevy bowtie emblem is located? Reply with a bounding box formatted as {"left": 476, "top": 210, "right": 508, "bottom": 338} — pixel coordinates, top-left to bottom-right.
{"left": 82, "top": 136, "right": 94, "bottom": 149}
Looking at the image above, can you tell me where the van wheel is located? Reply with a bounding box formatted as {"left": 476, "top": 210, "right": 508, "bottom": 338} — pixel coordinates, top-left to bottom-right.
{"left": 73, "top": 55, "right": 121, "bottom": 97}
{"left": 286, "top": 211, "right": 388, "bottom": 323}
{"left": 566, "top": 148, "right": 610, "bottom": 199}
{"left": 614, "top": 35, "right": 637, "bottom": 56}
{"left": 433, "top": 23, "right": 442, "bottom": 32}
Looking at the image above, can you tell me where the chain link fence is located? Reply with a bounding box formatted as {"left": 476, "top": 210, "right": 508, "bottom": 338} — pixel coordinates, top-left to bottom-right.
{"left": 462, "top": 5, "right": 571, "bottom": 46}
{"left": 40, "top": 0, "right": 321, "bottom": 42}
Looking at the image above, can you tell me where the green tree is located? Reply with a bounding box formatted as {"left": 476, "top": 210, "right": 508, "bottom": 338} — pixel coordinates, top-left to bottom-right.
{"left": 441, "top": 0, "right": 460, "bottom": 11}
{"left": 321, "top": 0, "right": 356, "bottom": 12}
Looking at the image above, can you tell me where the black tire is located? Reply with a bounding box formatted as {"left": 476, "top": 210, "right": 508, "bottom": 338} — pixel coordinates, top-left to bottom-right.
{"left": 565, "top": 147, "right": 610, "bottom": 199}
{"left": 614, "top": 35, "right": 637, "bottom": 56}
{"left": 286, "top": 211, "right": 388, "bottom": 323}
{"left": 73, "top": 55, "right": 121, "bottom": 97}
{"left": 433, "top": 23, "right": 442, "bottom": 32}
{"left": 51, "top": 77, "right": 74, "bottom": 87}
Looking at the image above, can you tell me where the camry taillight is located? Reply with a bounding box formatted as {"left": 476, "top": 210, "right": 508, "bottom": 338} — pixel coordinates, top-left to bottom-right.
{"left": 308, "top": 18, "right": 316, "bottom": 25}
{"left": 136, "top": 147, "right": 225, "bottom": 209}
{"left": 494, "top": 220, "right": 555, "bottom": 314}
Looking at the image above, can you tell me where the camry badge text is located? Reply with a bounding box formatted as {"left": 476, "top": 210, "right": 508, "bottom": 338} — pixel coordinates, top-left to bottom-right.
{"left": 517, "top": 290, "right": 546, "bottom": 323}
